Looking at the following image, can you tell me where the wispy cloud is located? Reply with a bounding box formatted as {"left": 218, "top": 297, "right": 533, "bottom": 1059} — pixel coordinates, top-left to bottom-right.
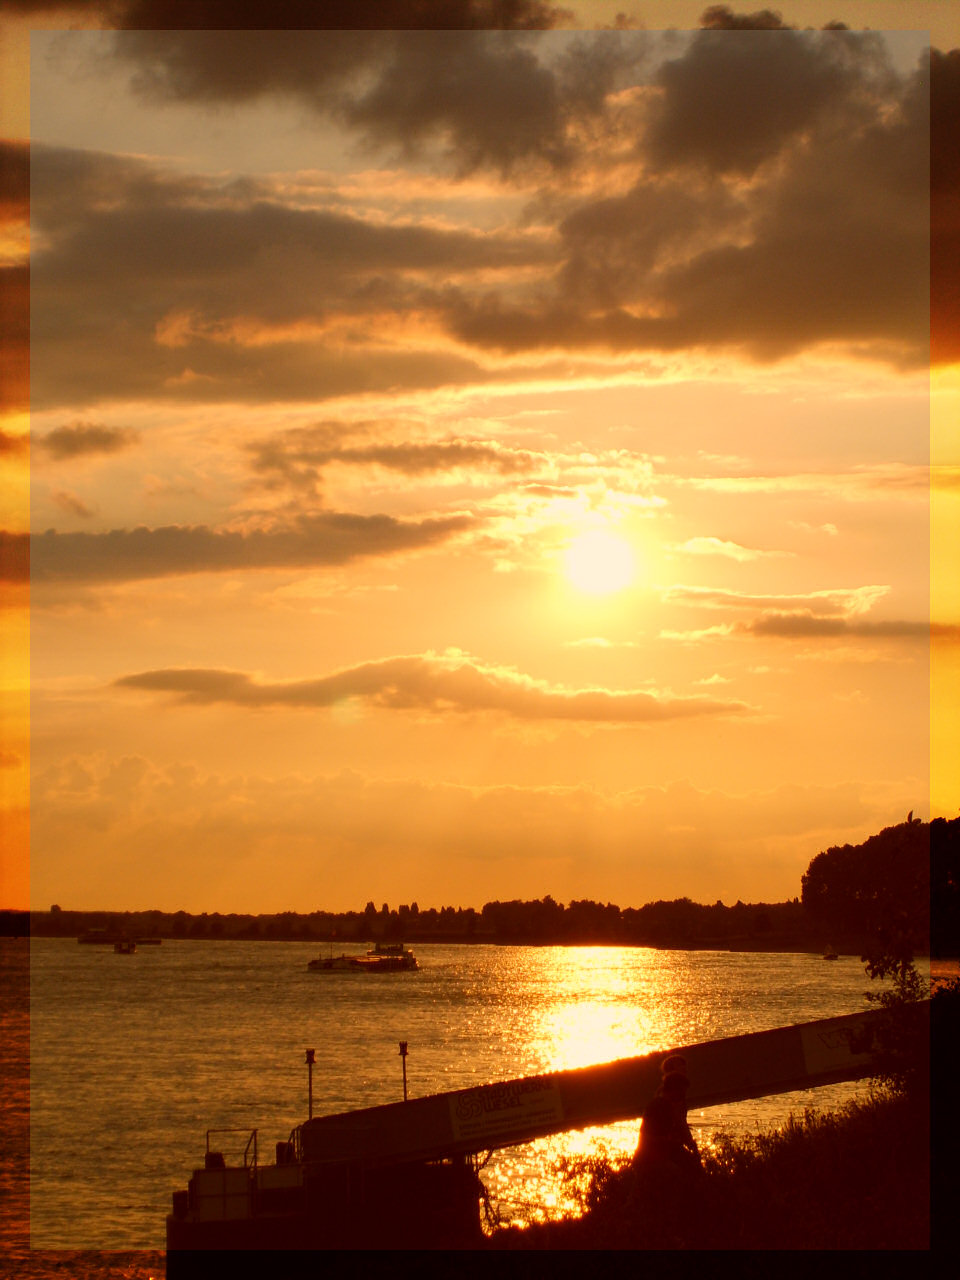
{"left": 670, "top": 536, "right": 792, "bottom": 561}
{"left": 662, "top": 584, "right": 891, "bottom": 615}
{"left": 657, "top": 578, "right": 949, "bottom": 647}
{"left": 28, "top": 511, "right": 477, "bottom": 583}
{"left": 663, "top": 613, "right": 955, "bottom": 644}
{"left": 745, "top": 613, "right": 958, "bottom": 640}
{"left": 563, "top": 637, "right": 641, "bottom": 649}
{"left": 51, "top": 491, "right": 97, "bottom": 519}
{"left": 248, "top": 423, "right": 546, "bottom": 495}
{"left": 677, "top": 463, "right": 930, "bottom": 499}
{"left": 39, "top": 422, "right": 141, "bottom": 460}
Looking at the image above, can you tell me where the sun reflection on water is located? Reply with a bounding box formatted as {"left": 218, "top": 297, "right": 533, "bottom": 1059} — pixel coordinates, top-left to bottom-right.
{"left": 469, "top": 944, "right": 891, "bottom": 1232}
{"left": 482, "top": 946, "right": 668, "bottom": 1228}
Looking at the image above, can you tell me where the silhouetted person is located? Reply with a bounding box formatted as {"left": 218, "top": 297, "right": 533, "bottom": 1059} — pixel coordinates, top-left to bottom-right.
{"left": 635, "top": 1054, "right": 702, "bottom": 1176}
{"left": 629, "top": 1054, "right": 703, "bottom": 1247}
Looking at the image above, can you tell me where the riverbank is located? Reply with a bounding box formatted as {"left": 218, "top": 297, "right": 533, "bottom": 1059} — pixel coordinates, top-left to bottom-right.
{"left": 0, "top": 1094, "right": 932, "bottom": 1271}
{"left": 12, "top": 895, "right": 826, "bottom": 951}
{"left": 486, "top": 1087, "right": 930, "bottom": 1249}
{"left": 13, "top": 909, "right": 856, "bottom": 955}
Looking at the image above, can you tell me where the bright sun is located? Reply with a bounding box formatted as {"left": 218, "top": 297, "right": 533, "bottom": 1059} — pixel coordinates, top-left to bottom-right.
{"left": 563, "top": 529, "right": 637, "bottom": 595}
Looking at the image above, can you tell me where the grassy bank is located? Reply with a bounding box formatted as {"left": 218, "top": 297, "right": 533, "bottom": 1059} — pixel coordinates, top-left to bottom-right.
{"left": 486, "top": 1088, "right": 929, "bottom": 1250}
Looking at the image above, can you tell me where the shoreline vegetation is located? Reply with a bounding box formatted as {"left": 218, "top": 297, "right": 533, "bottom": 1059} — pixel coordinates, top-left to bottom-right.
{"left": 13, "top": 898, "right": 841, "bottom": 952}
{"left": 7, "top": 813, "right": 955, "bottom": 956}
{"left": 486, "top": 1087, "right": 931, "bottom": 1250}
{"left": 488, "top": 944, "right": 952, "bottom": 1252}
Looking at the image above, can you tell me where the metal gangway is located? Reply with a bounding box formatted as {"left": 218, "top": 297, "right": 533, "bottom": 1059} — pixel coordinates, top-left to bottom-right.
{"left": 297, "top": 1002, "right": 928, "bottom": 1168}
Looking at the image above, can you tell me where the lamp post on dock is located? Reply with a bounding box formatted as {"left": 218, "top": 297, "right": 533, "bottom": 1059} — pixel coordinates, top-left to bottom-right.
{"left": 305, "top": 1048, "right": 315, "bottom": 1119}
{"left": 399, "top": 1041, "right": 408, "bottom": 1101}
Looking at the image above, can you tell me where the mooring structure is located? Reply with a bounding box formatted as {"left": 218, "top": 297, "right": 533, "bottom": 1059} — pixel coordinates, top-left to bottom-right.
{"left": 165, "top": 1002, "right": 927, "bottom": 1266}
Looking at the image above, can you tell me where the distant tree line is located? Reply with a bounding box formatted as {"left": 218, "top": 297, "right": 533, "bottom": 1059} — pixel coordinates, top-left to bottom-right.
{"left": 18, "top": 894, "right": 807, "bottom": 948}
{"left": 8, "top": 815, "right": 956, "bottom": 954}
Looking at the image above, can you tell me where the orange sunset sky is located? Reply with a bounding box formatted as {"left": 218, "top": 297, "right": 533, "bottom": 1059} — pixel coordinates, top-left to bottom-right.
{"left": 1, "top": 2, "right": 958, "bottom": 915}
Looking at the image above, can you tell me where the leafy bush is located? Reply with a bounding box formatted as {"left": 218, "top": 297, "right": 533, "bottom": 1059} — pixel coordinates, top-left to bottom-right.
{"left": 490, "top": 1090, "right": 929, "bottom": 1250}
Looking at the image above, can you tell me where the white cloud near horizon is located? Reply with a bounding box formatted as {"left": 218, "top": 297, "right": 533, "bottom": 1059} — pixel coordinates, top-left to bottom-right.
{"left": 28, "top": 747, "right": 926, "bottom": 912}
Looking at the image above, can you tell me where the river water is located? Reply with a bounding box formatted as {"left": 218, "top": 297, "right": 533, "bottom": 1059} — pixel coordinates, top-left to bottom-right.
{"left": 1, "top": 937, "right": 929, "bottom": 1272}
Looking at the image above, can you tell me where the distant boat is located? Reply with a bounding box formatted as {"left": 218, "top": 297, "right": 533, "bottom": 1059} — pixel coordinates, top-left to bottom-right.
{"left": 79, "top": 929, "right": 159, "bottom": 946}
{"left": 114, "top": 938, "right": 137, "bottom": 954}
{"left": 308, "top": 942, "right": 419, "bottom": 973}
{"left": 823, "top": 944, "right": 839, "bottom": 961}
{"left": 357, "top": 942, "right": 419, "bottom": 972}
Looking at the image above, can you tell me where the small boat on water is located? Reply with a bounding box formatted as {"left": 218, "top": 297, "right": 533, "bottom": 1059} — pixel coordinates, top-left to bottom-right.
{"left": 357, "top": 942, "right": 419, "bottom": 972}
{"left": 114, "top": 938, "right": 137, "bottom": 954}
{"left": 78, "top": 929, "right": 161, "bottom": 946}
{"left": 308, "top": 942, "right": 419, "bottom": 972}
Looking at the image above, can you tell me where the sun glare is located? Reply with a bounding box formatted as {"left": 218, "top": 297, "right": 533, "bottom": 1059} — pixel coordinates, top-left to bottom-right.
{"left": 563, "top": 529, "right": 637, "bottom": 595}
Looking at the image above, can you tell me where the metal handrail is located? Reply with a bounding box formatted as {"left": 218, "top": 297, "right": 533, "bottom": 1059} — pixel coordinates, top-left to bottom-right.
{"left": 205, "top": 1127, "right": 259, "bottom": 1169}
{"left": 244, "top": 1129, "right": 258, "bottom": 1169}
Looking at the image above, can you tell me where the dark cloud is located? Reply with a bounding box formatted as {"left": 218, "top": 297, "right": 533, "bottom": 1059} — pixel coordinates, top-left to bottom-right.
{"left": 660, "top": 586, "right": 954, "bottom": 646}
{"left": 744, "top": 611, "right": 944, "bottom": 639}
{"left": 932, "top": 48, "right": 960, "bottom": 196}
{"left": 0, "top": 532, "right": 29, "bottom": 583}
{"left": 28, "top": 145, "right": 556, "bottom": 409}
{"left": 26, "top": 30, "right": 936, "bottom": 405}
{"left": 643, "top": 27, "right": 893, "bottom": 177}
{"left": 109, "top": 1, "right": 572, "bottom": 29}
{"left": 699, "top": 6, "right": 794, "bottom": 30}
{"left": 0, "top": 141, "right": 29, "bottom": 221}
{"left": 932, "top": 48, "right": 960, "bottom": 364}
{"left": 30, "top": 146, "right": 547, "bottom": 271}
{"left": 341, "top": 34, "right": 570, "bottom": 174}
{"left": 698, "top": 5, "right": 852, "bottom": 33}
{"left": 0, "top": 429, "right": 28, "bottom": 458}
{"left": 113, "top": 652, "right": 751, "bottom": 723}
{"left": 108, "top": 29, "right": 641, "bottom": 178}
{"left": 448, "top": 30, "right": 929, "bottom": 367}
{"left": 52, "top": 491, "right": 97, "bottom": 519}
{"left": 557, "top": 178, "right": 743, "bottom": 312}
{"left": 4, "top": 0, "right": 570, "bottom": 24}
{"left": 249, "top": 424, "right": 543, "bottom": 494}
{"left": 0, "top": 265, "right": 29, "bottom": 412}
{"left": 29, "top": 511, "right": 477, "bottom": 583}
{"left": 40, "top": 423, "right": 140, "bottom": 459}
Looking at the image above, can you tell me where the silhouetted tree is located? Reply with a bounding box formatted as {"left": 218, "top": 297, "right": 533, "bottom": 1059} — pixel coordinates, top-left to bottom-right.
{"left": 932, "top": 816, "right": 960, "bottom": 958}
{"left": 801, "top": 819, "right": 930, "bottom": 975}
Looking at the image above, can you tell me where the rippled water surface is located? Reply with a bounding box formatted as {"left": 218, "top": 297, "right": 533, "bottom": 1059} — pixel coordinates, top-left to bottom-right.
{"left": 3, "top": 937, "right": 929, "bottom": 1262}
